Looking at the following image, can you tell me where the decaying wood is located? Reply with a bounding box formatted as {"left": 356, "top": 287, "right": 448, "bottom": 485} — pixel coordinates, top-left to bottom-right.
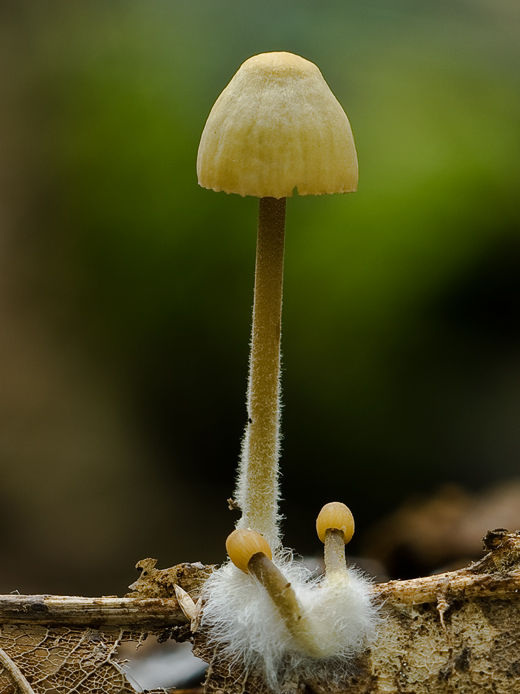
{"left": 0, "top": 559, "right": 213, "bottom": 693}
{"left": 2, "top": 532, "right": 520, "bottom": 692}
{"left": 0, "top": 594, "right": 186, "bottom": 628}
{"left": 0, "top": 558, "right": 216, "bottom": 630}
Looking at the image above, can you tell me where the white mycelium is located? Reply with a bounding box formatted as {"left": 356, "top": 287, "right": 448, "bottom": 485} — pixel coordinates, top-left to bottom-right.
{"left": 202, "top": 552, "right": 378, "bottom": 690}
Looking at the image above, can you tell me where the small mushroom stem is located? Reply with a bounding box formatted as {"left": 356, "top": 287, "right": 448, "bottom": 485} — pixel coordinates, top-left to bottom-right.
{"left": 248, "top": 552, "right": 323, "bottom": 657}
{"left": 316, "top": 502, "right": 354, "bottom": 581}
{"left": 236, "top": 197, "right": 286, "bottom": 547}
{"left": 248, "top": 554, "right": 301, "bottom": 632}
{"left": 227, "top": 530, "right": 322, "bottom": 656}
{"left": 324, "top": 528, "right": 349, "bottom": 578}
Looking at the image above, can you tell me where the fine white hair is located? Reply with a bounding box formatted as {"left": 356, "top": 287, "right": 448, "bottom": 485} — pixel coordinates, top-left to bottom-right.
{"left": 201, "top": 552, "right": 379, "bottom": 691}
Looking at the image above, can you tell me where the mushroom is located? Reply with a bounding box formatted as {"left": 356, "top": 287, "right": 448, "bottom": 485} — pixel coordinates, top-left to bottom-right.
{"left": 198, "top": 54, "right": 377, "bottom": 687}
{"left": 197, "top": 52, "right": 358, "bottom": 549}
{"left": 226, "top": 528, "right": 323, "bottom": 657}
{"left": 316, "top": 501, "right": 355, "bottom": 579}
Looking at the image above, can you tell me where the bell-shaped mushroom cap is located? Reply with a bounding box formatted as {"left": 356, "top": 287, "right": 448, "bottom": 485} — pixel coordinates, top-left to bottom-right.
{"left": 197, "top": 52, "right": 358, "bottom": 198}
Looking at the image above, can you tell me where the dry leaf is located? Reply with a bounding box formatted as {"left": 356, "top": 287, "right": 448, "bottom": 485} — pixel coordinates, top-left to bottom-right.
{"left": 0, "top": 624, "right": 167, "bottom": 694}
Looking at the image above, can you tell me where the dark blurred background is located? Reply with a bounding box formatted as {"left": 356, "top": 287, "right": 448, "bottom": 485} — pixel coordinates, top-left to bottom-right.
{"left": 0, "top": 0, "right": 519, "bottom": 595}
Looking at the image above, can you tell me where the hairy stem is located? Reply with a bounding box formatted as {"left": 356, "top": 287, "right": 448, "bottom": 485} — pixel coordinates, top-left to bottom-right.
{"left": 324, "top": 529, "right": 349, "bottom": 579}
{"left": 237, "top": 197, "right": 286, "bottom": 548}
{"left": 248, "top": 553, "right": 323, "bottom": 657}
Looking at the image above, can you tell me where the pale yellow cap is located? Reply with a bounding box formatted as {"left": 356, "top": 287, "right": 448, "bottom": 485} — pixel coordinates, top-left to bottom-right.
{"left": 197, "top": 52, "right": 358, "bottom": 198}
{"left": 316, "top": 501, "right": 355, "bottom": 544}
{"left": 226, "top": 528, "right": 273, "bottom": 573}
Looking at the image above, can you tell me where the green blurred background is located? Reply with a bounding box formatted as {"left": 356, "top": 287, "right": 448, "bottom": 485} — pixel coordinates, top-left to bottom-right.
{"left": 0, "top": 0, "right": 519, "bottom": 595}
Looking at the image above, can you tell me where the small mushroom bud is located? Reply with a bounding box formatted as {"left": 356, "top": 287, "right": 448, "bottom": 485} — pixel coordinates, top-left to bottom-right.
{"left": 316, "top": 501, "right": 355, "bottom": 544}
{"left": 226, "top": 528, "right": 272, "bottom": 573}
{"left": 317, "top": 502, "right": 354, "bottom": 578}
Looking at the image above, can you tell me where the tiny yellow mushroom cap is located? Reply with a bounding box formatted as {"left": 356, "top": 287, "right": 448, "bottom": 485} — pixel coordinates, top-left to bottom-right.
{"left": 226, "top": 528, "right": 273, "bottom": 573}
{"left": 316, "top": 501, "right": 355, "bottom": 544}
{"left": 197, "top": 51, "right": 358, "bottom": 198}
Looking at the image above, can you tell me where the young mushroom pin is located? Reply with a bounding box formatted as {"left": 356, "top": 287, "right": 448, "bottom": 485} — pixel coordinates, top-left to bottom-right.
{"left": 317, "top": 501, "right": 355, "bottom": 580}
{"left": 197, "top": 51, "right": 358, "bottom": 549}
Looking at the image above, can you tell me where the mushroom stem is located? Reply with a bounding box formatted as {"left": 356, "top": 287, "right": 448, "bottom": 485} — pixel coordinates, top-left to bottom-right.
{"left": 248, "top": 554, "right": 301, "bottom": 632}
{"left": 237, "top": 196, "right": 286, "bottom": 547}
{"left": 324, "top": 528, "right": 349, "bottom": 578}
{"left": 316, "top": 502, "right": 355, "bottom": 581}
{"left": 247, "top": 553, "right": 322, "bottom": 657}
{"left": 227, "top": 529, "right": 322, "bottom": 656}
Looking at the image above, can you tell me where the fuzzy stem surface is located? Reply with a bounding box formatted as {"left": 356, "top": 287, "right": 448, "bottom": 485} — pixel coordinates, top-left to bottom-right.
{"left": 237, "top": 197, "right": 286, "bottom": 548}
{"left": 248, "top": 553, "right": 323, "bottom": 657}
{"left": 324, "top": 529, "right": 349, "bottom": 579}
